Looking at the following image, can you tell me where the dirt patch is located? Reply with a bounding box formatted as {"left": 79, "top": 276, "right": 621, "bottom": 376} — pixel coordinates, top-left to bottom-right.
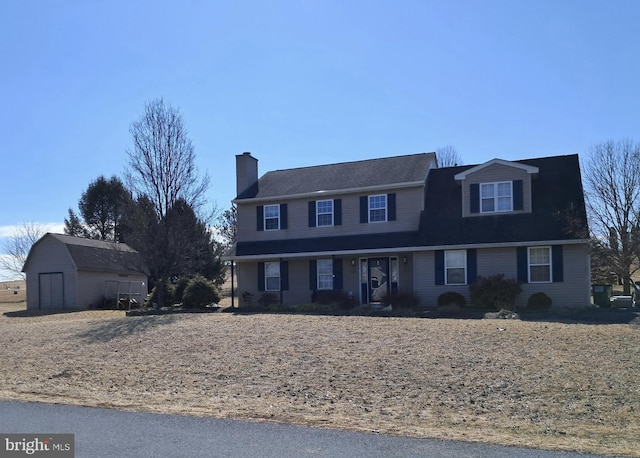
{"left": 1, "top": 302, "right": 639, "bottom": 456}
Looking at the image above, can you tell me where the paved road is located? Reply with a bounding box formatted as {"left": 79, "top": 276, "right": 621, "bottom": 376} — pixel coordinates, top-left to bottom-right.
{"left": 0, "top": 401, "right": 610, "bottom": 457}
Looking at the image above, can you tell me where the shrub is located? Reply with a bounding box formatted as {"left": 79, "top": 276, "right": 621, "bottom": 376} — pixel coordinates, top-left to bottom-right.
{"left": 527, "top": 292, "right": 552, "bottom": 310}
{"left": 144, "top": 280, "right": 174, "bottom": 307}
{"left": 437, "top": 291, "right": 466, "bottom": 307}
{"left": 381, "top": 291, "right": 420, "bottom": 309}
{"left": 182, "top": 276, "right": 221, "bottom": 309}
{"left": 312, "top": 290, "right": 358, "bottom": 310}
{"left": 172, "top": 277, "right": 191, "bottom": 304}
{"left": 468, "top": 274, "right": 522, "bottom": 311}
{"left": 258, "top": 292, "right": 280, "bottom": 308}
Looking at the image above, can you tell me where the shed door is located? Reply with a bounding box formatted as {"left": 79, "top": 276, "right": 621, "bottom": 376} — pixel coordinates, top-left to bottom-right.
{"left": 40, "top": 273, "right": 64, "bottom": 309}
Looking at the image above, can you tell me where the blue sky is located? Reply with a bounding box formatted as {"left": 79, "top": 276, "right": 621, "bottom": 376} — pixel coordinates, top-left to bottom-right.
{"left": 1, "top": 0, "right": 639, "bottom": 277}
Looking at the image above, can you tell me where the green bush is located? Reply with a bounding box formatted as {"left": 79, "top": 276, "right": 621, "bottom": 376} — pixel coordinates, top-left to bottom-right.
{"left": 526, "top": 292, "right": 552, "bottom": 310}
{"left": 144, "top": 280, "right": 174, "bottom": 307}
{"left": 381, "top": 291, "right": 420, "bottom": 309}
{"left": 172, "top": 277, "right": 191, "bottom": 304}
{"left": 468, "top": 274, "right": 522, "bottom": 311}
{"left": 437, "top": 291, "right": 466, "bottom": 307}
{"left": 182, "top": 276, "right": 221, "bottom": 309}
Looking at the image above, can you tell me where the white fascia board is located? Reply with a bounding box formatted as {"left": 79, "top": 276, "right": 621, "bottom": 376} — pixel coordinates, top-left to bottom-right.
{"left": 454, "top": 158, "right": 539, "bottom": 181}
{"left": 232, "top": 181, "right": 425, "bottom": 205}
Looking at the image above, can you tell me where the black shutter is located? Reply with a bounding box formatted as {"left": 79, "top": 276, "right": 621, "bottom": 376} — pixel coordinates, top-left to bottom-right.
{"left": 280, "top": 261, "right": 289, "bottom": 290}
{"left": 467, "top": 249, "right": 477, "bottom": 284}
{"left": 435, "top": 250, "right": 445, "bottom": 285}
{"left": 308, "top": 201, "right": 316, "bottom": 227}
{"left": 256, "top": 206, "right": 264, "bottom": 231}
{"left": 258, "top": 262, "right": 265, "bottom": 291}
{"left": 387, "top": 193, "right": 396, "bottom": 221}
{"left": 360, "top": 196, "right": 368, "bottom": 223}
{"left": 333, "top": 258, "right": 343, "bottom": 290}
{"left": 309, "top": 260, "right": 317, "bottom": 290}
{"left": 513, "top": 180, "right": 523, "bottom": 211}
{"left": 552, "top": 245, "right": 564, "bottom": 282}
{"left": 470, "top": 184, "right": 480, "bottom": 214}
{"left": 517, "top": 247, "right": 528, "bottom": 283}
{"left": 334, "top": 199, "right": 342, "bottom": 225}
{"left": 280, "top": 204, "right": 288, "bottom": 229}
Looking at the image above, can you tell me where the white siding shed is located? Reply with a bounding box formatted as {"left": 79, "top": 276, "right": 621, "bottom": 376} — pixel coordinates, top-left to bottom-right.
{"left": 22, "top": 233, "right": 148, "bottom": 311}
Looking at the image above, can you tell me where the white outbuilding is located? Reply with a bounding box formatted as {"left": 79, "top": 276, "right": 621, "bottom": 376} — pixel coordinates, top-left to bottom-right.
{"left": 23, "top": 233, "right": 149, "bottom": 310}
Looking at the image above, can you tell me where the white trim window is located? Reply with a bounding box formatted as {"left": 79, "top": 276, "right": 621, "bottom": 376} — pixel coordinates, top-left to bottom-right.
{"left": 481, "top": 182, "right": 512, "bottom": 213}
{"left": 264, "top": 204, "right": 280, "bottom": 230}
{"left": 317, "top": 200, "right": 334, "bottom": 227}
{"left": 265, "top": 261, "right": 281, "bottom": 291}
{"left": 445, "top": 250, "right": 466, "bottom": 285}
{"left": 529, "top": 247, "right": 551, "bottom": 283}
{"left": 369, "top": 194, "right": 387, "bottom": 222}
{"left": 317, "top": 259, "right": 333, "bottom": 290}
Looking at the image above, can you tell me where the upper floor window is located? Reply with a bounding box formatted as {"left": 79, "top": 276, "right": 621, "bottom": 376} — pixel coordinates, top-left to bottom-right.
{"left": 445, "top": 250, "right": 466, "bottom": 285}
{"left": 529, "top": 247, "right": 551, "bottom": 283}
{"left": 481, "top": 182, "right": 512, "bottom": 213}
{"left": 264, "top": 261, "right": 281, "bottom": 291}
{"left": 264, "top": 204, "right": 280, "bottom": 230}
{"left": 369, "top": 194, "right": 387, "bottom": 222}
{"left": 317, "top": 259, "right": 334, "bottom": 289}
{"left": 317, "top": 200, "right": 334, "bottom": 226}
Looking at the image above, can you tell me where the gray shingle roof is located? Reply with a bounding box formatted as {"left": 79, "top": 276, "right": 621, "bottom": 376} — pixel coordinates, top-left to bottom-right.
{"left": 236, "top": 152, "right": 436, "bottom": 199}
{"left": 48, "top": 234, "right": 148, "bottom": 275}
{"left": 417, "top": 154, "right": 589, "bottom": 246}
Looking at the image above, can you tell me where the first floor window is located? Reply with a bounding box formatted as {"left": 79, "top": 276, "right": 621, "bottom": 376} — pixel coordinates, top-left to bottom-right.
{"left": 264, "top": 204, "right": 280, "bottom": 230}
{"left": 369, "top": 194, "right": 387, "bottom": 222}
{"left": 529, "top": 247, "right": 551, "bottom": 282}
{"left": 317, "top": 259, "right": 333, "bottom": 290}
{"left": 445, "top": 250, "right": 466, "bottom": 285}
{"left": 265, "top": 261, "right": 280, "bottom": 290}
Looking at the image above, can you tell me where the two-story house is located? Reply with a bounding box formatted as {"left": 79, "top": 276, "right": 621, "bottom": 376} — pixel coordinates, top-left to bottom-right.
{"left": 228, "top": 151, "right": 590, "bottom": 308}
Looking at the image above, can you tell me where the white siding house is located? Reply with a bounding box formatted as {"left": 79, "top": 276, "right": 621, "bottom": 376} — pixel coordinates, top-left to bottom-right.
{"left": 23, "top": 233, "right": 148, "bottom": 311}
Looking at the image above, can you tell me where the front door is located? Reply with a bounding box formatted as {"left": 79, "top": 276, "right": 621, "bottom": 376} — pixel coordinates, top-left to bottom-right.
{"left": 368, "top": 258, "right": 389, "bottom": 303}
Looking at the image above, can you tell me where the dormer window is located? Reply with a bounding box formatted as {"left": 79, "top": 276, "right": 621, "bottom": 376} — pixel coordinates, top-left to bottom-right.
{"left": 481, "top": 182, "right": 512, "bottom": 213}
{"left": 469, "top": 180, "right": 523, "bottom": 214}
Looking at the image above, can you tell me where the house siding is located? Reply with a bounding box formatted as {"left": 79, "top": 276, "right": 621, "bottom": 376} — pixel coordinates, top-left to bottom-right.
{"left": 461, "top": 164, "right": 532, "bottom": 217}
{"left": 414, "top": 244, "right": 590, "bottom": 309}
{"left": 236, "top": 185, "right": 425, "bottom": 244}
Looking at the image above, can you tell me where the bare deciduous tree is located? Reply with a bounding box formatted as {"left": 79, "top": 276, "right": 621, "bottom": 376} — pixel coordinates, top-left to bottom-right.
{"left": 583, "top": 138, "right": 640, "bottom": 294}
{"left": 0, "top": 222, "right": 50, "bottom": 280}
{"left": 125, "top": 98, "right": 210, "bottom": 220}
{"left": 436, "top": 145, "right": 463, "bottom": 167}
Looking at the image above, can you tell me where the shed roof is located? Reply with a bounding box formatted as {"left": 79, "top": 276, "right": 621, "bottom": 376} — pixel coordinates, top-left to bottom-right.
{"left": 23, "top": 233, "right": 149, "bottom": 275}
{"left": 236, "top": 152, "right": 436, "bottom": 200}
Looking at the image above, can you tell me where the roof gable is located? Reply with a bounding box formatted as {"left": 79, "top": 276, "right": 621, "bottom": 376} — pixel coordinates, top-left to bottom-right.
{"left": 454, "top": 158, "right": 539, "bottom": 181}
{"left": 236, "top": 153, "right": 436, "bottom": 200}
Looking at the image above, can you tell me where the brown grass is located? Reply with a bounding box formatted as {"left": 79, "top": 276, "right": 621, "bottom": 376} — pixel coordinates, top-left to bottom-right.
{"left": 1, "top": 287, "right": 639, "bottom": 456}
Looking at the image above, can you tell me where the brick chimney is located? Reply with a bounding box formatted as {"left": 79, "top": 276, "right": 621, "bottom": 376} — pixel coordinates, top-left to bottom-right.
{"left": 235, "top": 152, "right": 258, "bottom": 196}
